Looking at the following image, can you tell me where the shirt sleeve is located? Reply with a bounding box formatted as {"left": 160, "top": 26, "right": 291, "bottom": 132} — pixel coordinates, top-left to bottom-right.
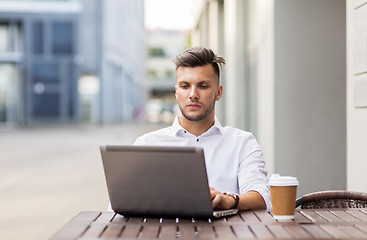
{"left": 133, "top": 136, "right": 143, "bottom": 145}
{"left": 238, "top": 134, "right": 272, "bottom": 210}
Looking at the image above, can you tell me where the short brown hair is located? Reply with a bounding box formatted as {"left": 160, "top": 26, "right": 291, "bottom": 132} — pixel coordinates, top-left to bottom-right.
{"left": 173, "top": 47, "right": 225, "bottom": 79}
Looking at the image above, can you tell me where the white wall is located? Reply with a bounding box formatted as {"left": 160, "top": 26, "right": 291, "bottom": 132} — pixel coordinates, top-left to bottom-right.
{"left": 347, "top": 0, "right": 367, "bottom": 192}
{"left": 273, "top": 0, "right": 346, "bottom": 196}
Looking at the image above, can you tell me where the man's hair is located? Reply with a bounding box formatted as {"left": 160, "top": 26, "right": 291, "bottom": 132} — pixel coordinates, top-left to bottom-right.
{"left": 173, "top": 47, "right": 225, "bottom": 79}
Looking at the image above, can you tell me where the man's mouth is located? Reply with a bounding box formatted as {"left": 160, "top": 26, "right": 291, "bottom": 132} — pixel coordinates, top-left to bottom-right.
{"left": 187, "top": 103, "right": 202, "bottom": 110}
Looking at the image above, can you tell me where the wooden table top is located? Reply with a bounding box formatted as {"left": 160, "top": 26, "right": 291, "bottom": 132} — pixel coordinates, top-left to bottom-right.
{"left": 50, "top": 208, "right": 367, "bottom": 239}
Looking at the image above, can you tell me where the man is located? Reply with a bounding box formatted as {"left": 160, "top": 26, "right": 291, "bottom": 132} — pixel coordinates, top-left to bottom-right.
{"left": 135, "top": 47, "right": 271, "bottom": 211}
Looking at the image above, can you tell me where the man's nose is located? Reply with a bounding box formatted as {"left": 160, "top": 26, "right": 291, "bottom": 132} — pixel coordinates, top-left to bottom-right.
{"left": 189, "top": 86, "right": 199, "bottom": 100}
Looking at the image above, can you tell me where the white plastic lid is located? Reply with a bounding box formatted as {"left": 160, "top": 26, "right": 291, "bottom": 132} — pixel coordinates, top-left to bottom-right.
{"left": 268, "top": 174, "right": 299, "bottom": 186}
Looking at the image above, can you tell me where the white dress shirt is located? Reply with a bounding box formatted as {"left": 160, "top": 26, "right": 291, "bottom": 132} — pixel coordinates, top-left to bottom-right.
{"left": 134, "top": 116, "right": 272, "bottom": 210}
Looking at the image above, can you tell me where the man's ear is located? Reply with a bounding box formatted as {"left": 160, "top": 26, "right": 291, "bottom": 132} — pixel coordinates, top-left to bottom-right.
{"left": 216, "top": 85, "right": 223, "bottom": 101}
{"left": 175, "top": 85, "right": 178, "bottom": 98}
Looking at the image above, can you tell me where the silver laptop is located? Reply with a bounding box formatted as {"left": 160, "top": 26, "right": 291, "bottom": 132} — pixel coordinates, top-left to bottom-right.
{"left": 100, "top": 145, "right": 238, "bottom": 219}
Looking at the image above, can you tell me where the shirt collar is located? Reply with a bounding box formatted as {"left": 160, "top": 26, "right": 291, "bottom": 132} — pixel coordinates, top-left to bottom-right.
{"left": 171, "top": 115, "right": 224, "bottom": 137}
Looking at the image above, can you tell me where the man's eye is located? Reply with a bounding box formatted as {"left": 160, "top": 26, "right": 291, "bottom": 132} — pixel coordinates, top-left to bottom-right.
{"left": 181, "top": 85, "right": 189, "bottom": 89}
{"left": 200, "top": 85, "right": 209, "bottom": 88}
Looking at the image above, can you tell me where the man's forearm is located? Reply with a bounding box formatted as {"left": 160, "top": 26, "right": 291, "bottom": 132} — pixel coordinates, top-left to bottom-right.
{"left": 237, "top": 191, "right": 267, "bottom": 210}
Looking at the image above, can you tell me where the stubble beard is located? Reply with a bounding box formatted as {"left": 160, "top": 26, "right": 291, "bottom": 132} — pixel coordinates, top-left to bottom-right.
{"left": 179, "top": 95, "right": 217, "bottom": 122}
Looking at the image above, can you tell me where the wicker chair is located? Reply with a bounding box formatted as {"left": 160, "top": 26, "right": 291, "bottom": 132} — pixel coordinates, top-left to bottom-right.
{"left": 295, "top": 190, "right": 367, "bottom": 209}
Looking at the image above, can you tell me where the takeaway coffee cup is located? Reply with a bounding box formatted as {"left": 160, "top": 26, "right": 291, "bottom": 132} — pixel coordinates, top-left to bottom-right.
{"left": 269, "top": 174, "right": 299, "bottom": 220}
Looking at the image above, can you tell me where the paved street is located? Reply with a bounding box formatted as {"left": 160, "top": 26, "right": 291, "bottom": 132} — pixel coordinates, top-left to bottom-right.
{"left": 0, "top": 122, "right": 168, "bottom": 240}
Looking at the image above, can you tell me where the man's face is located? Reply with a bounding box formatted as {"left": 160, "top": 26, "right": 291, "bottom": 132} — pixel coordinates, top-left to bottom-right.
{"left": 175, "top": 64, "right": 223, "bottom": 122}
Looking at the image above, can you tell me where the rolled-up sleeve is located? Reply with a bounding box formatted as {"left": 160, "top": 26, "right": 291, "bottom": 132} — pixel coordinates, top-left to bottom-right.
{"left": 238, "top": 134, "right": 272, "bottom": 210}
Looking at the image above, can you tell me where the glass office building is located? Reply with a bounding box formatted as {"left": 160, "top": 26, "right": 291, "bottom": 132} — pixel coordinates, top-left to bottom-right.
{"left": 0, "top": 0, "right": 145, "bottom": 126}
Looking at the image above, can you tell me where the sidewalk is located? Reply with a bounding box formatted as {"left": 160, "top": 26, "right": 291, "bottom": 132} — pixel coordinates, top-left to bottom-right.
{"left": 0, "top": 122, "right": 168, "bottom": 240}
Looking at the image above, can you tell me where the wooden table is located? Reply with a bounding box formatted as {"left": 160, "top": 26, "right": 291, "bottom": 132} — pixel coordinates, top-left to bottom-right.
{"left": 50, "top": 208, "right": 367, "bottom": 239}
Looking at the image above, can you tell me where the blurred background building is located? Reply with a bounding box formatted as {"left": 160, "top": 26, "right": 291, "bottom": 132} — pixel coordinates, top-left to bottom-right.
{"left": 145, "top": 29, "right": 189, "bottom": 123}
{"left": 0, "top": 0, "right": 145, "bottom": 127}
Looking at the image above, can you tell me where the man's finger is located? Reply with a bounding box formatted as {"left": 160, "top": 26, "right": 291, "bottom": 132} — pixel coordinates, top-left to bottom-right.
{"left": 210, "top": 190, "right": 219, "bottom": 199}
{"left": 212, "top": 194, "right": 221, "bottom": 208}
{"left": 209, "top": 188, "right": 220, "bottom": 199}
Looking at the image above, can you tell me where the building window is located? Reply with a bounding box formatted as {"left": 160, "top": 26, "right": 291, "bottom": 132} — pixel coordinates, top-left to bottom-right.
{"left": 52, "top": 22, "right": 74, "bottom": 55}
{"left": 165, "top": 70, "right": 175, "bottom": 78}
{"left": 149, "top": 47, "right": 165, "bottom": 57}
{"left": 32, "top": 21, "right": 44, "bottom": 55}
{"left": 32, "top": 62, "right": 60, "bottom": 83}
{"left": 0, "top": 23, "right": 10, "bottom": 52}
{"left": 148, "top": 69, "right": 158, "bottom": 78}
{"left": 0, "top": 64, "right": 19, "bottom": 123}
{"left": 0, "top": 21, "right": 22, "bottom": 53}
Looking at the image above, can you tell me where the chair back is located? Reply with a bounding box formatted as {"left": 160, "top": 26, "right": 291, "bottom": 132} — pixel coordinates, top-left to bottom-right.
{"left": 296, "top": 190, "right": 367, "bottom": 209}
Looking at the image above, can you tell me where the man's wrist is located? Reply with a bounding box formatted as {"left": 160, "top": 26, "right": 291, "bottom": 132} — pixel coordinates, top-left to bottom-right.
{"left": 223, "top": 192, "right": 240, "bottom": 209}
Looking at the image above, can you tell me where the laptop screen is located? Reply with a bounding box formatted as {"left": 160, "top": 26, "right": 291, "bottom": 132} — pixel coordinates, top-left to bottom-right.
{"left": 100, "top": 145, "right": 215, "bottom": 218}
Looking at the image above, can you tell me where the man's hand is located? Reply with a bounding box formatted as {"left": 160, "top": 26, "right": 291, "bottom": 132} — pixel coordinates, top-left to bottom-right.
{"left": 210, "top": 187, "right": 267, "bottom": 211}
{"left": 210, "top": 187, "right": 236, "bottom": 210}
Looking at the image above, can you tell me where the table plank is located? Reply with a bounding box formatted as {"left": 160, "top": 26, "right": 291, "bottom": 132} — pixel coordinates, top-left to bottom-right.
{"left": 355, "top": 224, "right": 367, "bottom": 234}
{"left": 94, "top": 212, "right": 115, "bottom": 223}
{"left": 100, "top": 222, "right": 124, "bottom": 238}
{"left": 139, "top": 224, "right": 160, "bottom": 238}
{"left": 331, "top": 210, "right": 362, "bottom": 222}
{"left": 253, "top": 211, "right": 275, "bottom": 223}
{"left": 111, "top": 214, "right": 127, "bottom": 223}
{"left": 158, "top": 224, "right": 178, "bottom": 239}
{"left": 226, "top": 213, "right": 244, "bottom": 222}
{"left": 294, "top": 211, "right": 313, "bottom": 223}
{"left": 127, "top": 217, "right": 145, "bottom": 223}
{"left": 338, "top": 225, "right": 367, "bottom": 238}
{"left": 211, "top": 217, "right": 227, "bottom": 226}
{"left": 196, "top": 224, "right": 216, "bottom": 239}
{"left": 119, "top": 224, "right": 142, "bottom": 238}
{"left": 315, "top": 210, "right": 344, "bottom": 222}
{"left": 80, "top": 222, "right": 107, "bottom": 238}
{"left": 213, "top": 225, "right": 236, "bottom": 239}
{"left": 267, "top": 225, "right": 293, "bottom": 239}
{"left": 178, "top": 224, "right": 197, "bottom": 239}
{"left": 239, "top": 211, "right": 261, "bottom": 223}
{"left": 249, "top": 224, "right": 274, "bottom": 238}
{"left": 300, "top": 210, "right": 329, "bottom": 223}
{"left": 346, "top": 209, "right": 367, "bottom": 222}
{"left": 301, "top": 224, "right": 332, "bottom": 239}
{"left": 319, "top": 224, "right": 353, "bottom": 239}
{"left": 284, "top": 225, "right": 312, "bottom": 239}
{"left": 231, "top": 224, "right": 256, "bottom": 239}
{"left": 144, "top": 217, "right": 161, "bottom": 223}
{"left": 161, "top": 218, "right": 178, "bottom": 224}
{"left": 50, "top": 211, "right": 101, "bottom": 240}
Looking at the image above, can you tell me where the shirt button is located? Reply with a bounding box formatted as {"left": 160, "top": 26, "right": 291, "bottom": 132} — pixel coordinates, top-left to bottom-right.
{"left": 184, "top": 130, "right": 187, "bottom": 133}
{"left": 196, "top": 139, "right": 199, "bottom": 142}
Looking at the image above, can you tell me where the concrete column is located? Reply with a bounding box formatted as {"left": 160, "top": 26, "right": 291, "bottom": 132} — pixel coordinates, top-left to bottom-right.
{"left": 256, "top": 0, "right": 275, "bottom": 175}
{"left": 223, "top": 0, "right": 246, "bottom": 129}
{"left": 208, "top": 0, "right": 218, "bottom": 52}
{"left": 347, "top": 0, "right": 367, "bottom": 192}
